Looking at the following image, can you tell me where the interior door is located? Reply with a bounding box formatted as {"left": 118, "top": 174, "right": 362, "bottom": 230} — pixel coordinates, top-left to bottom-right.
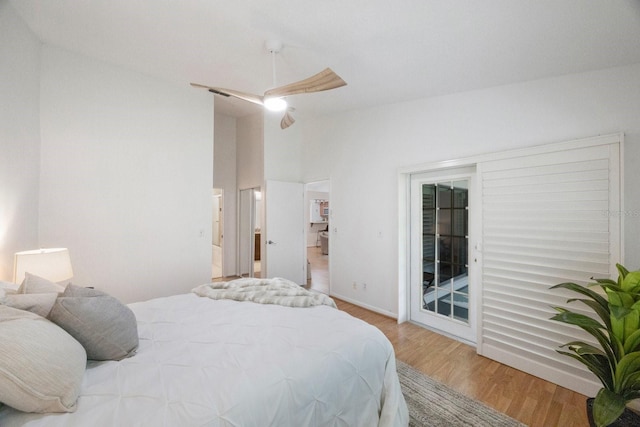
{"left": 264, "top": 180, "right": 305, "bottom": 284}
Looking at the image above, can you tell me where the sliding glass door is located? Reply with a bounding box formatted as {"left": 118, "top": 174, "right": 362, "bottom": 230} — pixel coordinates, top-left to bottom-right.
{"left": 410, "top": 168, "right": 477, "bottom": 343}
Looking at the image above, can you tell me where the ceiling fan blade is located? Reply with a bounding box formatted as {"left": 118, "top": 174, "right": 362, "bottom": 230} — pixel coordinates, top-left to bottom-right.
{"left": 280, "top": 110, "right": 295, "bottom": 129}
{"left": 264, "top": 68, "right": 347, "bottom": 98}
{"left": 190, "top": 83, "right": 264, "bottom": 106}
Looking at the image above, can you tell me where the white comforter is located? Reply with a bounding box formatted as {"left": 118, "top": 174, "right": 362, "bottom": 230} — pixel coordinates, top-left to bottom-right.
{"left": 0, "top": 293, "right": 408, "bottom": 426}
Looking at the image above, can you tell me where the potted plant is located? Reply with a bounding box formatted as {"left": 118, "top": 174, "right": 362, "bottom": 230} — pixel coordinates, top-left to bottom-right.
{"left": 550, "top": 263, "right": 640, "bottom": 427}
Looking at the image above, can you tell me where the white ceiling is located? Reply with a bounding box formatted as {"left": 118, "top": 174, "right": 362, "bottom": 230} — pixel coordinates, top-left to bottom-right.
{"left": 10, "top": 0, "right": 640, "bottom": 119}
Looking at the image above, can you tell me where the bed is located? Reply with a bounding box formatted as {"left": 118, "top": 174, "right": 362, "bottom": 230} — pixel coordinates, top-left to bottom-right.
{"left": 0, "top": 278, "right": 408, "bottom": 426}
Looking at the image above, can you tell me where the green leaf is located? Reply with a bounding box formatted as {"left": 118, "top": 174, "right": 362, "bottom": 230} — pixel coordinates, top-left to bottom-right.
{"left": 595, "top": 278, "right": 619, "bottom": 287}
{"left": 624, "top": 390, "right": 640, "bottom": 400}
{"left": 593, "top": 388, "right": 626, "bottom": 427}
{"left": 609, "top": 305, "right": 640, "bottom": 344}
{"left": 622, "top": 371, "right": 640, "bottom": 392}
{"left": 551, "top": 309, "right": 606, "bottom": 330}
{"left": 611, "top": 334, "right": 625, "bottom": 364}
{"left": 551, "top": 308, "right": 615, "bottom": 356}
{"left": 552, "top": 282, "right": 609, "bottom": 310}
{"left": 594, "top": 281, "right": 623, "bottom": 294}
{"left": 623, "top": 329, "right": 640, "bottom": 354}
{"left": 622, "top": 272, "right": 640, "bottom": 293}
{"left": 563, "top": 341, "right": 606, "bottom": 356}
{"left": 609, "top": 303, "right": 631, "bottom": 344}
{"left": 607, "top": 289, "right": 634, "bottom": 308}
{"left": 624, "top": 310, "right": 640, "bottom": 343}
{"left": 615, "top": 352, "right": 640, "bottom": 392}
{"left": 617, "top": 263, "right": 630, "bottom": 280}
{"left": 566, "top": 298, "right": 611, "bottom": 329}
{"left": 610, "top": 305, "right": 633, "bottom": 320}
{"left": 557, "top": 350, "right": 613, "bottom": 389}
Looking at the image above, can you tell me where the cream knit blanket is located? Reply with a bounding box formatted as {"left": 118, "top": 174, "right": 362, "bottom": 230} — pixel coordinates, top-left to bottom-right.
{"left": 192, "top": 277, "right": 336, "bottom": 308}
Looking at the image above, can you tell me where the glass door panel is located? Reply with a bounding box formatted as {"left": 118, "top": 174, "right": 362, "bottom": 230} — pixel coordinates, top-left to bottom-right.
{"left": 421, "top": 181, "right": 469, "bottom": 324}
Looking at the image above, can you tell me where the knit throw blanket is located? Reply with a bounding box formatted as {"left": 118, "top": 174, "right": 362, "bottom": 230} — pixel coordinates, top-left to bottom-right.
{"left": 192, "top": 277, "right": 336, "bottom": 308}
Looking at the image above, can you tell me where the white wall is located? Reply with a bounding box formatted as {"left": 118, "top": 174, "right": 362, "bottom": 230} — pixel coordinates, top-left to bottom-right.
{"left": 264, "top": 114, "right": 302, "bottom": 182}
{"left": 37, "top": 46, "right": 214, "bottom": 303}
{"left": 300, "top": 63, "right": 640, "bottom": 317}
{"left": 0, "top": 2, "right": 42, "bottom": 281}
{"left": 214, "top": 112, "right": 237, "bottom": 276}
{"left": 236, "top": 113, "right": 264, "bottom": 190}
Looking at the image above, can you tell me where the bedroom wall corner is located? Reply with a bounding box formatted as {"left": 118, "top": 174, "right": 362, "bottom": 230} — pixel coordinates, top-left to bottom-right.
{"left": 0, "top": 2, "right": 42, "bottom": 281}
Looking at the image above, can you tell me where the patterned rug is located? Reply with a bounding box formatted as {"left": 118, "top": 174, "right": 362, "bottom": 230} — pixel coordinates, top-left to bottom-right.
{"left": 396, "top": 359, "right": 526, "bottom": 427}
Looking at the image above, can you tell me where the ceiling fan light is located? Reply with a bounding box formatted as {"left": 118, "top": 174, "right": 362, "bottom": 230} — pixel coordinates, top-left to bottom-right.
{"left": 264, "top": 97, "right": 287, "bottom": 112}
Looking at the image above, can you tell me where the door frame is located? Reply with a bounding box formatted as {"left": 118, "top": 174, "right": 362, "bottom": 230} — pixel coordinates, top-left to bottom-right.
{"left": 212, "top": 188, "right": 224, "bottom": 279}
{"left": 398, "top": 159, "right": 483, "bottom": 344}
{"left": 304, "top": 179, "right": 331, "bottom": 294}
{"left": 238, "top": 186, "right": 260, "bottom": 277}
{"left": 408, "top": 168, "right": 480, "bottom": 345}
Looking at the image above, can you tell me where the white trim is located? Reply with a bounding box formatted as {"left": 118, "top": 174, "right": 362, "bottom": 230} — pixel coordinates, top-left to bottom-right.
{"left": 398, "top": 133, "right": 622, "bottom": 175}
{"left": 474, "top": 162, "right": 485, "bottom": 351}
{"left": 397, "top": 173, "right": 410, "bottom": 323}
{"left": 332, "top": 292, "right": 398, "bottom": 319}
{"left": 304, "top": 178, "right": 332, "bottom": 295}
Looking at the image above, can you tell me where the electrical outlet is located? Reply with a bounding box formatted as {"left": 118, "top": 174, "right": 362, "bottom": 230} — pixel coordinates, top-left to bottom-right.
{"left": 352, "top": 281, "right": 357, "bottom": 290}
{"left": 363, "top": 283, "right": 367, "bottom": 290}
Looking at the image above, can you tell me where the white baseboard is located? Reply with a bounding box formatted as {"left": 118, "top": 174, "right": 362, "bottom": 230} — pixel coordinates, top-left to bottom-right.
{"left": 330, "top": 293, "right": 398, "bottom": 320}
{"left": 480, "top": 343, "right": 600, "bottom": 397}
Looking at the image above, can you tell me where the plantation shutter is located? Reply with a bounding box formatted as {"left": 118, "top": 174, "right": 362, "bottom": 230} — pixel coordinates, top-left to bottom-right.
{"left": 478, "top": 135, "right": 621, "bottom": 396}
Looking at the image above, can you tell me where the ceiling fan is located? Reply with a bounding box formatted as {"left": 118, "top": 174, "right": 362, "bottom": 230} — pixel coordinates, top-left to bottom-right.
{"left": 190, "top": 40, "right": 347, "bottom": 129}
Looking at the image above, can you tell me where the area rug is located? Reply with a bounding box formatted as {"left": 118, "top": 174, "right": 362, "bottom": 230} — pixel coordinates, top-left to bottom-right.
{"left": 396, "top": 359, "right": 526, "bottom": 427}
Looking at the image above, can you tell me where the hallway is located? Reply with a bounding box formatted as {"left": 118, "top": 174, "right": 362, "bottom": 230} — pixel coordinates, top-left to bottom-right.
{"left": 306, "top": 246, "right": 328, "bottom": 295}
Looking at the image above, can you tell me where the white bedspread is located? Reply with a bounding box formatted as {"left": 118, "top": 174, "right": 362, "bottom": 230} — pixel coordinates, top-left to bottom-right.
{"left": 0, "top": 293, "right": 408, "bottom": 426}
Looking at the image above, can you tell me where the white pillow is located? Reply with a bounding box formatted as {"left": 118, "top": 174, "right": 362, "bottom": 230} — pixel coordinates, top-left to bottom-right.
{"left": 18, "top": 272, "right": 66, "bottom": 294}
{"left": 0, "top": 281, "right": 19, "bottom": 294}
{"left": 0, "top": 305, "right": 86, "bottom": 413}
{"left": 1, "top": 293, "right": 58, "bottom": 317}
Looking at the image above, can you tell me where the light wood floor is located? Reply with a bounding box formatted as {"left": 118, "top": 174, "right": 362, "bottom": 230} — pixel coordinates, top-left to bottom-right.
{"left": 336, "top": 299, "right": 589, "bottom": 426}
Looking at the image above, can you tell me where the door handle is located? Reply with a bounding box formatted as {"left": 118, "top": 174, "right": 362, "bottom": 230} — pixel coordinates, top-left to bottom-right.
{"left": 267, "top": 240, "right": 276, "bottom": 245}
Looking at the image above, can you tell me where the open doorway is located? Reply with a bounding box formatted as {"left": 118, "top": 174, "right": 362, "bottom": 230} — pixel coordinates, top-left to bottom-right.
{"left": 212, "top": 188, "right": 223, "bottom": 280}
{"left": 305, "top": 180, "right": 330, "bottom": 294}
{"left": 238, "top": 187, "right": 262, "bottom": 278}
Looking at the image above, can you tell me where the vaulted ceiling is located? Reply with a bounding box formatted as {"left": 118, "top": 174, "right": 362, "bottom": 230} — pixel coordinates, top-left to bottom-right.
{"left": 11, "top": 0, "right": 640, "bottom": 118}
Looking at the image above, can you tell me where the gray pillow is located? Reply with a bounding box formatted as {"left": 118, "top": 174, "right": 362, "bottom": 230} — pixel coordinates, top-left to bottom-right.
{"left": 48, "top": 284, "right": 139, "bottom": 361}
{"left": 0, "top": 305, "right": 86, "bottom": 413}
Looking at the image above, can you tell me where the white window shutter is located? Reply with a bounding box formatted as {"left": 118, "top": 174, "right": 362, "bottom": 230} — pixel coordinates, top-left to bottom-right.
{"left": 478, "top": 136, "right": 622, "bottom": 396}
